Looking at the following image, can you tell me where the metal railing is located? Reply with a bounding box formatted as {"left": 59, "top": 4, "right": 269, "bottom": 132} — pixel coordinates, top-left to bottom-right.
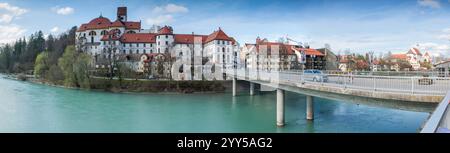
{"left": 421, "top": 91, "right": 450, "bottom": 133}
{"left": 226, "top": 68, "right": 450, "bottom": 96}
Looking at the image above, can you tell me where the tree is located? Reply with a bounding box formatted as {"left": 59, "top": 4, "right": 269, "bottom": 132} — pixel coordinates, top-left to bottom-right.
{"left": 73, "top": 53, "right": 91, "bottom": 88}
{"left": 58, "top": 45, "right": 92, "bottom": 88}
{"left": 34, "top": 51, "right": 49, "bottom": 78}
{"left": 58, "top": 45, "right": 77, "bottom": 86}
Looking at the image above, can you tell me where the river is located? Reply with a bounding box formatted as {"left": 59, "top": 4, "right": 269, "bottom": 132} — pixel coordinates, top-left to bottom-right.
{"left": 0, "top": 75, "right": 431, "bottom": 133}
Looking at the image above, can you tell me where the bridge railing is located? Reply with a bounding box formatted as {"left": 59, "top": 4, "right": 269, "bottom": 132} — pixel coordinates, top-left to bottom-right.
{"left": 421, "top": 91, "right": 450, "bottom": 133}
{"left": 226, "top": 68, "right": 450, "bottom": 95}
{"left": 279, "top": 70, "right": 446, "bottom": 77}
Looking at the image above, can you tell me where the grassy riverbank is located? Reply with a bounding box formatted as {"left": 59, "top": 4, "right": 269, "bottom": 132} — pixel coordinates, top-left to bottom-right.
{"left": 2, "top": 73, "right": 229, "bottom": 94}
{"left": 90, "top": 78, "right": 228, "bottom": 93}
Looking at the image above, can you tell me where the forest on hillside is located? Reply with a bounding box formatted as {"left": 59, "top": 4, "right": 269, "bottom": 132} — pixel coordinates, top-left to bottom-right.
{"left": 0, "top": 26, "right": 77, "bottom": 74}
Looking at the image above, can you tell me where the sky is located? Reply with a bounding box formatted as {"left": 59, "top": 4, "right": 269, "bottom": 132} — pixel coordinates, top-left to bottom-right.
{"left": 1, "top": 0, "right": 450, "bottom": 57}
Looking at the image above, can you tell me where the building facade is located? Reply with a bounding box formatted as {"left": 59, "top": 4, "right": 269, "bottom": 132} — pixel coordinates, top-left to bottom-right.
{"left": 75, "top": 7, "right": 240, "bottom": 80}
{"left": 243, "top": 37, "right": 325, "bottom": 71}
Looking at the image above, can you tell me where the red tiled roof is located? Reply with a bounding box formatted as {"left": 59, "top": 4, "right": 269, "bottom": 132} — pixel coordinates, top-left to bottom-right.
{"left": 300, "top": 48, "right": 324, "bottom": 56}
{"left": 407, "top": 48, "right": 422, "bottom": 56}
{"left": 124, "top": 21, "right": 141, "bottom": 30}
{"left": 110, "top": 20, "right": 125, "bottom": 27}
{"left": 119, "top": 33, "right": 156, "bottom": 43}
{"left": 77, "top": 16, "right": 112, "bottom": 32}
{"left": 174, "top": 34, "right": 208, "bottom": 44}
{"left": 205, "top": 28, "right": 232, "bottom": 43}
{"left": 244, "top": 40, "right": 323, "bottom": 56}
{"left": 391, "top": 54, "right": 408, "bottom": 59}
{"left": 158, "top": 26, "right": 173, "bottom": 35}
{"left": 77, "top": 17, "right": 141, "bottom": 32}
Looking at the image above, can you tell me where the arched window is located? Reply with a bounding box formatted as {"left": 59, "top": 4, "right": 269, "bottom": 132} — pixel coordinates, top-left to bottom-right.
{"left": 112, "top": 29, "right": 121, "bottom": 35}
{"left": 100, "top": 30, "right": 107, "bottom": 35}
{"left": 88, "top": 31, "right": 97, "bottom": 36}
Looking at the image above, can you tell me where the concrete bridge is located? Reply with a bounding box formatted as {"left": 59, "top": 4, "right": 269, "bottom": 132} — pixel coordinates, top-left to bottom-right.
{"left": 227, "top": 68, "right": 450, "bottom": 127}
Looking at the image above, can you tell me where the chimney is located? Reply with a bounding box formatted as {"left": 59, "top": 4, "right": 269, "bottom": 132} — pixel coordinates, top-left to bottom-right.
{"left": 117, "top": 7, "right": 127, "bottom": 21}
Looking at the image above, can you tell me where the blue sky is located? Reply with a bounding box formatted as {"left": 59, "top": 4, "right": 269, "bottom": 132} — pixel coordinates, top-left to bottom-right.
{"left": 1, "top": 0, "right": 450, "bottom": 56}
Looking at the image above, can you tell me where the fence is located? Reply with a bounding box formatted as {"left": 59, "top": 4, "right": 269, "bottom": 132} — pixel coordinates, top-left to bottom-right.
{"left": 227, "top": 68, "right": 450, "bottom": 96}
{"left": 421, "top": 91, "right": 450, "bottom": 133}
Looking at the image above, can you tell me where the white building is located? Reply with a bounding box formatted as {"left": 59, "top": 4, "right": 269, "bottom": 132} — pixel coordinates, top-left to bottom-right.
{"left": 75, "top": 7, "right": 240, "bottom": 80}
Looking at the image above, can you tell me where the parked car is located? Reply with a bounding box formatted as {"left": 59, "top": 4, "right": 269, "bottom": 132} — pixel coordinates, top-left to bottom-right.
{"left": 418, "top": 74, "right": 433, "bottom": 85}
{"left": 303, "top": 69, "right": 328, "bottom": 82}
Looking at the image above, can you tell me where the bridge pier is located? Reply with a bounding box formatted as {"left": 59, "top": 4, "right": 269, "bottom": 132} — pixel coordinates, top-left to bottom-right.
{"left": 306, "top": 95, "right": 314, "bottom": 120}
{"left": 232, "top": 78, "right": 237, "bottom": 96}
{"left": 277, "top": 89, "right": 285, "bottom": 127}
{"left": 250, "top": 82, "right": 255, "bottom": 96}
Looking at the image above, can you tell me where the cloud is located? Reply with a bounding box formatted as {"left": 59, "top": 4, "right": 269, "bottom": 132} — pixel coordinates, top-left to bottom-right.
{"left": 437, "top": 28, "right": 450, "bottom": 40}
{"left": 152, "top": 4, "right": 188, "bottom": 14}
{"left": 415, "top": 42, "right": 450, "bottom": 56}
{"left": 50, "top": 26, "right": 59, "bottom": 33}
{"left": 51, "top": 6, "right": 74, "bottom": 15}
{"left": 146, "top": 3, "right": 188, "bottom": 26}
{"left": 0, "top": 3, "right": 27, "bottom": 24}
{"left": 418, "top": 0, "right": 441, "bottom": 8}
{"left": 0, "top": 3, "right": 28, "bottom": 16}
{"left": 0, "top": 14, "right": 13, "bottom": 23}
{"left": 0, "top": 25, "right": 26, "bottom": 44}
{"left": 146, "top": 14, "right": 174, "bottom": 25}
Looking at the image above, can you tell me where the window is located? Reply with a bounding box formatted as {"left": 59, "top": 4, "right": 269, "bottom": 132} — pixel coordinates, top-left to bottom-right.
{"left": 150, "top": 44, "right": 153, "bottom": 47}
{"left": 103, "top": 42, "right": 106, "bottom": 45}
{"left": 144, "top": 43, "right": 146, "bottom": 47}
{"left": 91, "top": 37, "right": 94, "bottom": 43}
{"left": 150, "top": 49, "right": 153, "bottom": 53}
{"left": 100, "top": 30, "right": 107, "bottom": 35}
{"left": 129, "top": 43, "right": 132, "bottom": 47}
{"left": 113, "top": 29, "right": 121, "bottom": 34}
{"left": 130, "top": 50, "right": 133, "bottom": 54}
{"left": 123, "top": 50, "right": 126, "bottom": 54}
{"left": 137, "top": 43, "right": 139, "bottom": 47}
{"left": 127, "top": 31, "right": 136, "bottom": 34}
{"left": 123, "top": 44, "right": 125, "bottom": 47}
{"left": 88, "top": 31, "right": 97, "bottom": 36}
{"left": 165, "top": 35, "right": 168, "bottom": 39}
{"left": 158, "top": 48, "right": 160, "bottom": 53}
{"left": 165, "top": 41, "right": 168, "bottom": 45}
{"left": 137, "top": 49, "right": 139, "bottom": 54}
{"left": 158, "top": 42, "right": 160, "bottom": 45}
{"left": 143, "top": 49, "right": 146, "bottom": 54}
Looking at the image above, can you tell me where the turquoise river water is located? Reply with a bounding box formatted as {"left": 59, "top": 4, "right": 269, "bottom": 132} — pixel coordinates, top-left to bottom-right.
{"left": 0, "top": 75, "right": 432, "bottom": 132}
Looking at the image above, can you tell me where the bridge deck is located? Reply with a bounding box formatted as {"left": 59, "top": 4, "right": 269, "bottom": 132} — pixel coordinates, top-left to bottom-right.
{"left": 227, "top": 69, "right": 449, "bottom": 103}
